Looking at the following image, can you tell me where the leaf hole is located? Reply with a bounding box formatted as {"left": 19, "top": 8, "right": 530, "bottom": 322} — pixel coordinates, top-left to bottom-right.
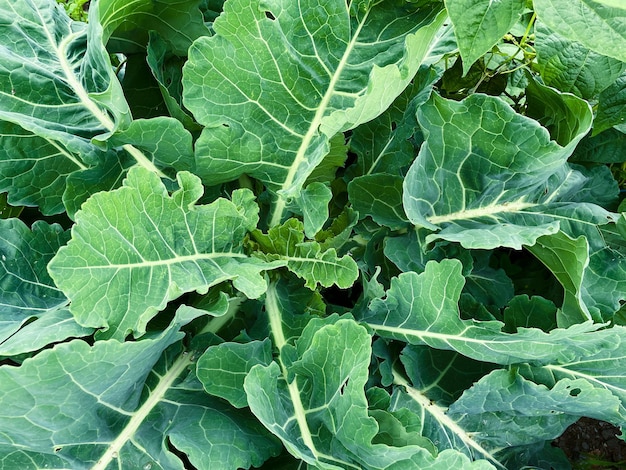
{"left": 391, "top": 121, "right": 397, "bottom": 131}
{"left": 264, "top": 11, "right": 276, "bottom": 20}
{"left": 569, "top": 387, "right": 581, "bottom": 397}
{"left": 166, "top": 437, "right": 197, "bottom": 469}
{"left": 340, "top": 377, "right": 349, "bottom": 395}
{"left": 53, "top": 446, "right": 62, "bottom": 453}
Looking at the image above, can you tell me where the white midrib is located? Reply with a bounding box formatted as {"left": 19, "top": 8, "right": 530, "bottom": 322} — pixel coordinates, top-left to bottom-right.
{"left": 265, "top": 282, "right": 319, "bottom": 458}
{"left": 426, "top": 200, "right": 536, "bottom": 225}
{"left": 55, "top": 32, "right": 168, "bottom": 179}
{"left": 269, "top": 12, "right": 370, "bottom": 227}
{"left": 392, "top": 370, "right": 505, "bottom": 469}
{"left": 91, "top": 352, "right": 194, "bottom": 470}
{"left": 64, "top": 252, "right": 248, "bottom": 270}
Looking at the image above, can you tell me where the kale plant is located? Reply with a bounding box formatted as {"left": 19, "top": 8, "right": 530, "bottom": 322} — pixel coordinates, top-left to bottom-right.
{"left": 1, "top": 0, "right": 626, "bottom": 468}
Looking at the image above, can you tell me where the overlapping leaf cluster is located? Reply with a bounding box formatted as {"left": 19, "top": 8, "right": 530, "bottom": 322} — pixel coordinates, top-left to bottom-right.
{"left": 1, "top": 0, "right": 626, "bottom": 468}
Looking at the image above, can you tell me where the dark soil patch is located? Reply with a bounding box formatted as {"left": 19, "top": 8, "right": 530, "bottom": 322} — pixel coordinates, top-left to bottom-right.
{"left": 553, "top": 418, "right": 626, "bottom": 469}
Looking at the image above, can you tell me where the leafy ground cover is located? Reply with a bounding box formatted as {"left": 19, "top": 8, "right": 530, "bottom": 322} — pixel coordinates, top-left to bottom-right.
{"left": 2, "top": 0, "right": 626, "bottom": 468}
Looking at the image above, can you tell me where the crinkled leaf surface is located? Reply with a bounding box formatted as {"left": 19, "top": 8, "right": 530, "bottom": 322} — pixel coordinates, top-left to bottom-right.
{"left": 535, "top": 22, "right": 626, "bottom": 100}
{"left": 534, "top": 0, "right": 626, "bottom": 62}
{"left": 48, "top": 166, "right": 281, "bottom": 340}
{"left": 359, "top": 260, "right": 623, "bottom": 365}
{"left": 0, "top": 311, "right": 280, "bottom": 470}
{"left": 402, "top": 92, "right": 607, "bottom": 250}
{"left": 594, "top": 72, "right": 626, "bottom": 135}
{"left": 183, "top": 0, "right": 446, "bottom": 223}
{"left": 252, "top": 218, "right": 358, "bottom": 289}
{"left": 445, "top": 0, "right": 525, "bottom": 75}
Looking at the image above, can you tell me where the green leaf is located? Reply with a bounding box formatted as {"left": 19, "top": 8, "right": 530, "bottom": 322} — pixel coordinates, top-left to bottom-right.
{"left": 359, "top": 259, "right": 623, "bottom": 365}
{"left": 447, "top": 369, "right": 626, "bottom": 449}
{"left": 402, "top": 92, "right": 603, "bottom": 250}
{"left": 183, "top": 0, "right": 447, "bottom": 224}
{"left": 0, "top": 0, "right": 167, "bottom": 215}
{"left": 445, "top": 0, "right": 525, "bottom": 75}
{"left": 535, "top": 21, "right": 626, "bottom": 100}
{"left": 503, "top": 295, "right": 558, "bottom": 333}
{"left": 0, "top": 219, "right": 92, "bottom": 355}
{"left": 349, "top": 174, "right": 409, "bottom": 229}
{"left": 297, "top": 182, "right": 333, "bottom": 238}
{"left": 348, "top": 66, "right": 440, "bottom": 177}
{"left": 534, "top": 0, "right": 626, "bottom": 62}
{"left": 0, "top": 312, "right": 280, "bottom": 469}
{"left": 246, "top": 315, "right": 488, "bottom": 469}
{"left": 573, "top": 128, "right": 626, "bottom": 163}
{"left": 95, "top": 117, "right": 196, "bottom": 174}
{"left": 252, "top": 218, "right": 358, "bottom": 289}
{"left": 197, "top": 339, "right": 273, "bottom": 408}
{"left": 522, "top": 326, "right": 626, "bottom": 404}
{"left": 99, "top": 0, "right": 210, "bottom": 55}
{"left": 48, "top": 166, "right": 280, "bottom": 340}
{"left": 146, "top": 32, "right": 202, "bottom": 131}
{"left": 594, "top": 72, "right": 626, "bottom": 135}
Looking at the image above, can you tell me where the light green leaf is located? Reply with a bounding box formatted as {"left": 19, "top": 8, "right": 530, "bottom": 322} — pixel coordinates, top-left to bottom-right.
{"left": 523, "top": 326, "right": 626, "bottom": 404}
{"left": 245, "top": 315, "right": 485, "bottom": 469}
{"left": 197, "top": 339, "right": 273, "bottom": 408}
{"left": 0, "top": 313, "right": 280, "bottom": 469}
{"left": 48, "top": 166, "right": 281, "bottom": 340}
{"left": 445, "top": 0, "right": 525, "bottom": 75}
{"left": 96, "top": 117, "right": 196, "bottom": 174}
{"left": 252, "top": 218, "right": 358, "bottom": 289}
{"left": 298, "top": 182, "right": 333, "bottom": 238}
{"left": 183, "top": 0, "right": 446, "bottom": 224}
{"left": 306, "top": 132, "right": 349, "bottom": 184}
{"left": 525, "top": 75, "right": 595, "bottom": 146}
{"left": 447, "top": 369, "right": 626, "bottom": 450}
{"left": 402, "top": 92, "right": 604, "bottom": 250}
{"left": 535, "top": 22, "right": 626, "bottom": 100}
{"left": 391, "top": 371, "right": 504, "bottom": 468}
{"left": 348, "top": 174, "right": 409, "bottom": 229}
{"left": 534, "top": 0, "right": 626, "bottom": 62}
{"left": 99, "top": 0, "right": 210, "bottom": 55}
{"left": 359, "top": 260, "right": 623, "bottom": 365}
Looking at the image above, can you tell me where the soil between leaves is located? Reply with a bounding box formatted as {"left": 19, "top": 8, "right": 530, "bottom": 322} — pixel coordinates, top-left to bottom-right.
{"left": 553, "top": 418, "right": 626, "bottom": 469}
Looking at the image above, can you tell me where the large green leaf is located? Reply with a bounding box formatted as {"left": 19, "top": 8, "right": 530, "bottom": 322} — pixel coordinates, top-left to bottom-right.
{"left": 359, "top": 260, "right": 624, "bottom": 365}
{"left": 402, "top": 92, "right": 606, "bottom": 250}
{"left": 534, "top": 0, "right": 626, "bottom": 63}
{"left": 0, "top": 310, "right": 280, "bottom": 469}
{"left": 445, "top": 0, "right": 525, "bottom": 75}
{"left": 48, "top": 166, "right": 281, "bottom": 340}
{"left": 535, "top": 22, "right": 626, "bottom": 100}
{"left": 183, "top": 0, "right": 446, "bottom": 225}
